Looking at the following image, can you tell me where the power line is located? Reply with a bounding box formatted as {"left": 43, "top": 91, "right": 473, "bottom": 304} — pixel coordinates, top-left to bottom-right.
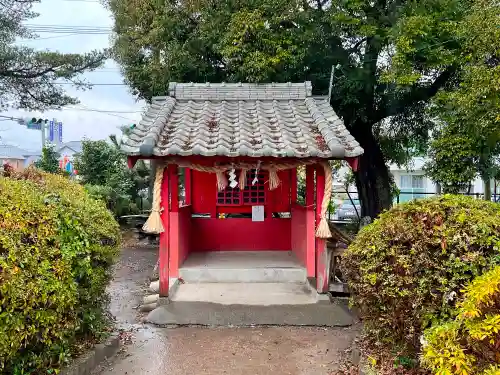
{"left": 25, "top": 24, "right": 111, "bottom": 29}
{"left": 24, "top": 24, "right": 112, "bottom": 34}
{"left": 27, "top": 30, "right": 109, "bottom": 34}
{"left": 25, "top": 27, "right": 111, "bottom": 32}
{"left": 55, "top": 82, "right": 126, "bottom": 86}
{"left": 0, "top": 115, "right": 22, "bottom": 121}
{"left": 26, "top": 30, "right": 110, "bottom": 34}
{"left": 68, "top": 104, "right": 138, "bottom": 120}
{"left": 87, "top": 70, "right": 122, "bottom": 73}
{"left": 65, "top": 107, "right": 141, "bottom": 114}
{"left": 18, "top": 33, "right": 85, "bottom": 42}
{"left": 0, "top": 106, "right": 139, "bottom": 122}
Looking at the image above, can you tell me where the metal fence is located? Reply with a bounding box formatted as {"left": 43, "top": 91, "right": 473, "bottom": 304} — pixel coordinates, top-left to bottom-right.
{"left": 394, "top": 191, "right": 500, "bottom": 204}
{"left": 330, "top": 191, "right": 500, "bottom": 223}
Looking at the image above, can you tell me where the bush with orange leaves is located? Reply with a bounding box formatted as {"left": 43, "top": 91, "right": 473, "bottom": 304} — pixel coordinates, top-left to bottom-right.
{"left": 422, "top": 266, "right": 500, "bottom": 375}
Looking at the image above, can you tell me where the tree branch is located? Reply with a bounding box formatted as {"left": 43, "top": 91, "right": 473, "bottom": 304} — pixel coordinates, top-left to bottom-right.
{"left": 372, "top": 67, "right": 457, "bottom": 124}
{"left": 0, "top": 53, "right": 106, "bottom": 79}
{"left": 1, "top": 66, "right": 56, "bottom": 79}
{"left": 347, "top": 38, "right": 367, "bottom": 53}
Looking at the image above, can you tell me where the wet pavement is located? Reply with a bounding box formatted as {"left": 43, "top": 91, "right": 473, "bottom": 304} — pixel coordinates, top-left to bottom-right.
{"left": 93, "top": 246, "right": 359, "bottom": 375}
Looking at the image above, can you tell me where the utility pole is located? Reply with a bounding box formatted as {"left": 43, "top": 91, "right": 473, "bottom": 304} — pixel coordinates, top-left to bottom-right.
{"left": 327, "top": 65, "right": 335, "bottom": 103}
{"left": 327, "top": 64, "right": 341, "bottom": 103}
{"left": 41, "top": 121, "right": 46, "bottom": 147}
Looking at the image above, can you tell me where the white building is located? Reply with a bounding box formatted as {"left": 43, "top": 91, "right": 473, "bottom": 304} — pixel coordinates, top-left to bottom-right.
{"left": 333, "top": 157, "right": 496, "bottom": 204}
{"left": 0, "top": 144, "right": 28, "bottom": 171}
{"left": 56, "top": 141, "right": 82, "bottom": 174}
{"left": 57, "top": 141, "right": 83, "bottom": 160}
{"left": 23, "top": 141, "right": 82, "bottom": 174}
{"left": 389, "top": 157, "right": 436, "bottom": 203}
{"left": 389, "top": 157, "right": 494, "bottom": 202}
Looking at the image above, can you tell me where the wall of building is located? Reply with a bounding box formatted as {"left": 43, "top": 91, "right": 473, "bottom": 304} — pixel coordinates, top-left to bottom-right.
{"left": 0, "top": 158, "right": 25, "bottom": 171}
{"left": 24, "top": 155, "right": 40, "bottom": 167}
{"left": 332, "top": 157, "right": 497, "bottom": 204}
{"left": 390, "top": 156, "right": 492, "bottom": 198}
{"left": 391, "top": 169, "right": 437, "bottom": 203}
{"left": 58, "top": 146, "right": 77, "bottom": 159}
{"left": 58, "top": 146, "right": 79, "bottom": 174}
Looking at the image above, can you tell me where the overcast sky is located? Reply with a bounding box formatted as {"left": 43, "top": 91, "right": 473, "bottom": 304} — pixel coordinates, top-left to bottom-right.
{"left": 2, "top": 0, "right": 145, "bottom": 151}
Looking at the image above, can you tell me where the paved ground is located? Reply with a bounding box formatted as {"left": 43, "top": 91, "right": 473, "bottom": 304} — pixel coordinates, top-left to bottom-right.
{"left": 93, "top": 246, "right": 360, "bottom": 375}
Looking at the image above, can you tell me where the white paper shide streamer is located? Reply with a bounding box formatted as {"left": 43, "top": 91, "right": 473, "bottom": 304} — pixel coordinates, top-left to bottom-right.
{"left": 228, "top": 168, "right": 238, "bottom": 188}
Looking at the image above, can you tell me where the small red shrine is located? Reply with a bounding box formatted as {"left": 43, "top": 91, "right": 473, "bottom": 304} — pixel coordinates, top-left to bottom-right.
{"left": 123, "top": 82, "right": 363, "bottom": 297}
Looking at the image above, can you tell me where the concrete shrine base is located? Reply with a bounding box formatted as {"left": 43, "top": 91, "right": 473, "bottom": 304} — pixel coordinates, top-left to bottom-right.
{"left": 146, "top": 298, "right": 355, "bottom": 327}
{"left": 146, "top": 251, "right": 355, "bottom": 327}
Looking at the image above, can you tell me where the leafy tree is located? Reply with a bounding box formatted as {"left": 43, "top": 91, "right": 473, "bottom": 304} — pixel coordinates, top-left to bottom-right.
{"left": 425, "top": 0, "right": 500, "bottom": 198}
{"left": 74, "top": 140, "right": 131, "bottom": 216}
{"left": 35, "top": 144, "right": 60, "bottom": 173}
{"left": 109, "top": 125, "right": 152, "bottom": 204}
{"left": 0, "top": 1, "right": 106, "bottom": 110}
{"left": 107, "top": 0, "right": 490, "bottom": 218}
{"left": 74, "top": 139, "right": 150, "bottom": 216}
{"left": 424, "top": 127, "right": 478, "bottom": 194}
{"left": 74, "top": 140, "right": 124, "bottom": 186}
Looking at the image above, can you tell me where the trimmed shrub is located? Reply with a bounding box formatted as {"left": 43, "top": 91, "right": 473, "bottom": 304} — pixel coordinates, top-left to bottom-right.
{"left": 0, "top": 168, "right": 120, "bottom": 373}
{"left": 342, "top": 195, "right": 500, "bottom": 352}
{"left": 422, "top": 265, "right": 500, "bottom": 375}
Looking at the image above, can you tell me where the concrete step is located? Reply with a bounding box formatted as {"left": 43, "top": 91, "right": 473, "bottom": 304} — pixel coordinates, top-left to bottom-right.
{"left": 179, "top": 267, "right": 306, "bottom": 283}
{"left": 170, "top": 282, "right": 317, "bottom": 305}
{"left": 147, "top": 300, "right": 355, "bottom": 327}
{"left": 179, "top": 251, "right": 306, "bottom": 283}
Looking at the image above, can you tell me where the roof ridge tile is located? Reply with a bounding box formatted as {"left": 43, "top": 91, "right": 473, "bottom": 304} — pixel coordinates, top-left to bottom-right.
{"left": 166, "top": 81, "right": 312, "bottom": 101}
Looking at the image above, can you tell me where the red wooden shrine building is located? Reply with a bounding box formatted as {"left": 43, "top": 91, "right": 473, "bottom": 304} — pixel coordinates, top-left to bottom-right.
{"left": 123, "top": 82, "right": 363, "bottom": 297}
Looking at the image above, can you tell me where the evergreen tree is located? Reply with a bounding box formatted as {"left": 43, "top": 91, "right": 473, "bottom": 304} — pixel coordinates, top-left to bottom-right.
{"left": 35, "top": 144, "right": 60, "bottom": 173}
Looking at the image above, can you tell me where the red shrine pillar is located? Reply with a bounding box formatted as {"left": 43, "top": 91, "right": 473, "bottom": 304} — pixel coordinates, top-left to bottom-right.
{"left": 159, "top": 165, "right": 180, "bottom": 297}
{"left": 305, "top": 165, "right": 316, "bottom": 277}
{"left": 315, "top": 164, "right": 329, "bottom": 293}
{"left": 290, "top": 167, "right": 297, "bottom": 204}
{"left": 170, "top": 165, "right": 179, "bottom": 211}
{"left": 184, "top": 167, "right": 192, "bottom": 205}
{"left": 159, "top": 167, "right": 170, "bottom": 297}
{"left": 169, "top": 165, "right": 180, "bottom": 280}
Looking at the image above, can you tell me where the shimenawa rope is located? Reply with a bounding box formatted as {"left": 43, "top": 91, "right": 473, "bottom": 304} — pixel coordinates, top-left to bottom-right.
{"left": 142, "top": 165, "right": 166, "bottom": 234}
{"left": 315, "top": 161, "right": 333, "bottom": 238}
{"left": 144, "top": 160, "right": 334, "bottom": 238}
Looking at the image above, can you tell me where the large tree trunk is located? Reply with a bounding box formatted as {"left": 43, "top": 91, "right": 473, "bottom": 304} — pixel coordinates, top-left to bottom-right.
{"left": 484, "top": 178, "right": 491, "bottom": 201}
{"left": 351, "top": 126, "right": 393, "bottom": 219}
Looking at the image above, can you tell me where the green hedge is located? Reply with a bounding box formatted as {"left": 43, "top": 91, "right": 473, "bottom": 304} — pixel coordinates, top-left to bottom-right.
{"left": 342, "top": 195, "right": 500, "bottom": 353}
{"left": 422, "top": 265, "right": 500, "bottom": 375}
{"left": 0, "top": 168, "right": 120, "bottom": 374}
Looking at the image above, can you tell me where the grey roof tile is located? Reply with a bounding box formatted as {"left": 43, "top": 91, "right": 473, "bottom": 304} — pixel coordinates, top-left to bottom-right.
{"left": 121, "top": 82, "right": 363, "bottom": 159}
{"left": 0, "top": 144, "right": 28, "bottom": 159}
{"left": 58, "top": 141, "right": 83, "bottom": 153}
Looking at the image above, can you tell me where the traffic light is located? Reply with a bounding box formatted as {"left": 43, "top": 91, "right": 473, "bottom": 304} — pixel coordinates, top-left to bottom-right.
{"left": 25, "top": 118, "right": 49, "bottom": 130}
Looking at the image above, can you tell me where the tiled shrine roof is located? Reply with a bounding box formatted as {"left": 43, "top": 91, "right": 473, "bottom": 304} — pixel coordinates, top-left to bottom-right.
{"left": 121, "top": 82, "right": 364, "bottom": 159}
